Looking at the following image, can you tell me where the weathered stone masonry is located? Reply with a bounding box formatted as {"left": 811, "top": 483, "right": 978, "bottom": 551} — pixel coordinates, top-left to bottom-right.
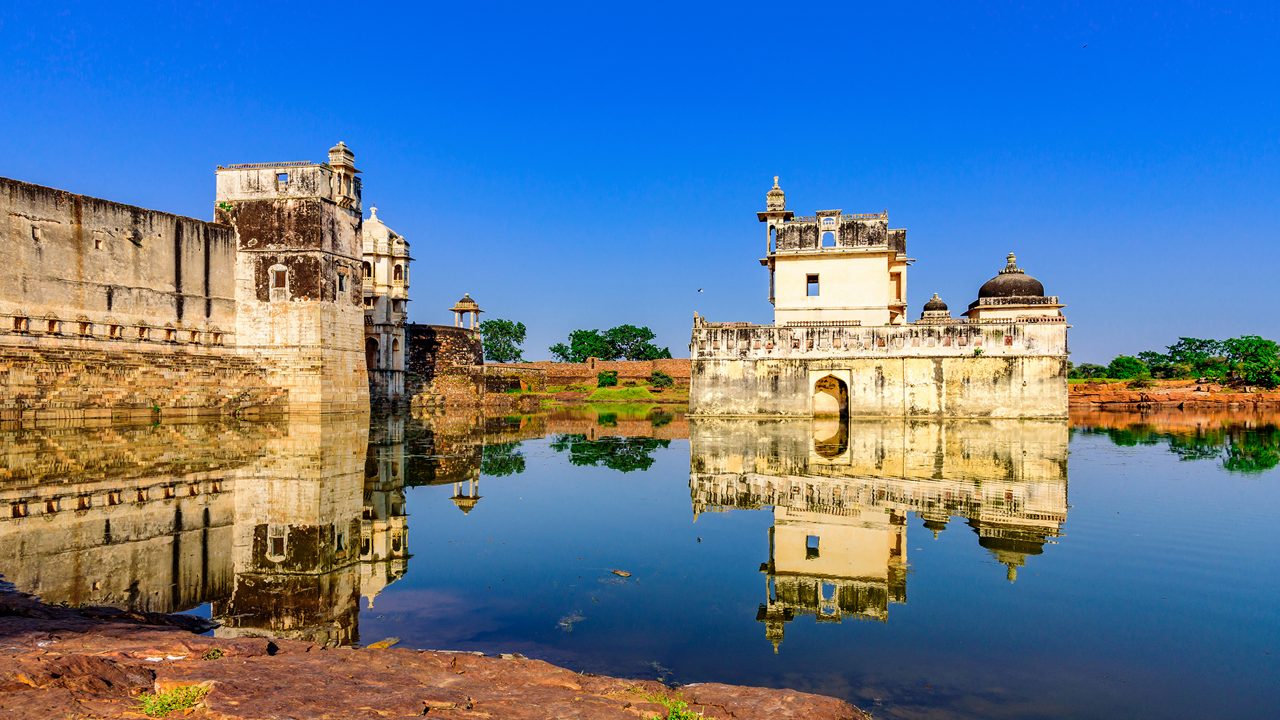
{"left": 1, "top": 143, "right": 384, "bottom": 423}
{"left": 690, "top": 318, "right": 1068, "bottom": 418}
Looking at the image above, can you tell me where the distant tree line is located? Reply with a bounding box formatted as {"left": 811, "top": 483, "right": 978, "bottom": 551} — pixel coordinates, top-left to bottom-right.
{"left": 1069, "top": 335, "right": 1280, "bottom": 388}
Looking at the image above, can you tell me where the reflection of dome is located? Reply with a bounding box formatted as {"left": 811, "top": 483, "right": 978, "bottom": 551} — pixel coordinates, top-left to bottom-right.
{"left": 923, "top": 293, "right": 948, "bottom": 312}
{"left": 451, "top": 495, "right": 480, "bottom": 514}
{"left": 977, "top": 253, "right": 1045, "bottom": 298}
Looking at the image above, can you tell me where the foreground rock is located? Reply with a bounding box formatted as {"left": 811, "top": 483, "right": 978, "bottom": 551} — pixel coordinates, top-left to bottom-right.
{"left": 0, "top": 590, "right": 865, "bottom": 719}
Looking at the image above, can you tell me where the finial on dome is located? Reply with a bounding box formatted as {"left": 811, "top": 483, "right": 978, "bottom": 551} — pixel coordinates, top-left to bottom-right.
{"left": 1000, "top": 252, "right": 1024, "bottom": 275}
{"left": 370, "top": 206, "right": 378, "bottom": 220}
{"left": 773, "top": 175, "right": 780, "bottom": 188}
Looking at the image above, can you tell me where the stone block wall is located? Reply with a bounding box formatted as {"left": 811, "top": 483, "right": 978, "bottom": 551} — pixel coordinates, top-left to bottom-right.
{"left": 0, "top": 344, "right": 287, "bottom": 426}
{"left": 1, "top": 177, "right": 239, "bottom": 349}
{"left": 689, "top": 320, "right": 1068, "bottom": 418}
{"left": 405, "top": 324, "right": 484, "bottom": 409}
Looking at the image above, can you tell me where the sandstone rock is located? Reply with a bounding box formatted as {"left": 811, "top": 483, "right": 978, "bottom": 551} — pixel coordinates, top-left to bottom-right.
{"left": 0, "top": 589, "right": 864, "bottom": 720}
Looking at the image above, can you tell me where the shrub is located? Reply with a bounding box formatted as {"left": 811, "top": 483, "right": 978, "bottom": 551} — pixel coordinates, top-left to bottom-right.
{"left": 1107, "top": 355, "right": 1150, "bottom": 380}
{"left": 597, "top": 370, "right": 618, "bottom": 387}
{"left": 648, "top": 370, "right": 674, "bottom": 388}
{"left": 137, "top": 685, "right": 210, "bottom": 717}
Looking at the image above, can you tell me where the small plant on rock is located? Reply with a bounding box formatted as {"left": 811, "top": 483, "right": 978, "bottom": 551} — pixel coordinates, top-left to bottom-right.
{"left": 597, "top": 370, "right": 618, "bottom": 388}
{"left": 137, "top": 684, "right": 210, "bottom": 717}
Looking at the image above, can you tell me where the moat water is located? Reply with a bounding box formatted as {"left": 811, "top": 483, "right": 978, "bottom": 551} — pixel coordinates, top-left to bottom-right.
{"left": 1, "top": 407, "right": 1277, "bottom": 719}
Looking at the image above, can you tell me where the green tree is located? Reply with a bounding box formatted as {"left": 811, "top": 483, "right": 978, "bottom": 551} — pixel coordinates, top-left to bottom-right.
{"left": 549, "top": 329, "right": 613, "bottom": 362}
{"left": 479, "top": 319, "right": 527, "bottom": 363}
{"left": 604, "top": 324, "right": 672, "bottom": 360}
{"left": 548, "top": 325, "right": 672, "bottom": 362}
{"left": 1221, "top": 335, "right": 1280, "bottom": 388}
{"left": 596, "top": 370, "right": 618, "bottom": 387}
{"left": 1107, "top": 355, "right": 1149, "bottom": 380}
{"left": 1166, "top": 337, "right": 1227, "bottom": 378}
{"left": 648, "top": 370, "right": 674, "bottom": 388}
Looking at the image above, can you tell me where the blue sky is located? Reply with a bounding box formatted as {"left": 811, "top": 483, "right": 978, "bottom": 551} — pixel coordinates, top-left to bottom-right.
{"left": 2, "top": 1, "right": 1276, "bottom": 362}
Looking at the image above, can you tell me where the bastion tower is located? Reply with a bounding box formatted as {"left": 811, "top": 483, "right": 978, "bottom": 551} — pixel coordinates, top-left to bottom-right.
{"left": 215, "top": 143, "right": 369, "bottom": 413}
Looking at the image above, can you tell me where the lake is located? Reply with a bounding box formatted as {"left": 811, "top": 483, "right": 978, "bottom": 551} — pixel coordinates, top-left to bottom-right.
{"left": 1, "top": 406, "right": 1277, "bottom": 719}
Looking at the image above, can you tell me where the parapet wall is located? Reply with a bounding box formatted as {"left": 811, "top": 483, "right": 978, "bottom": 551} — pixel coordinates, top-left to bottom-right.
{"left": 1, "top": 177, "right": 239, "bottom": 349}
{"left": 690, "top": 320, "right": 1068, "bottom": 418}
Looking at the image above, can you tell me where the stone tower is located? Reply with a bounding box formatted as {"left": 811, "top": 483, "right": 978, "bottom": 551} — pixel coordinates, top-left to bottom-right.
{"left": 360, "top": 207, "right": 410, "bottom": 404}
{"left": 215, "top": 143, "right": 369, "bottom": 413}
{"left": 758, "top": 177, "right": 912, "bottom": 326}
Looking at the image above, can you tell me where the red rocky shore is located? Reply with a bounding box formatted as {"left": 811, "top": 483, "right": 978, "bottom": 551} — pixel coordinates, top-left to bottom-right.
{"left": 0, "top": 589, "right": 865, "bottom": 720}
{"left": 1070, "top": 379, "right": 1280, "bottom": 410}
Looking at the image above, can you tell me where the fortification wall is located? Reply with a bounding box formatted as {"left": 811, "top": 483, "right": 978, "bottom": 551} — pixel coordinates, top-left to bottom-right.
{"left": 1, "top": 177, "right": 239, "bottom": 348}
{"left": 405, "top": 324, "right": 484, "bottom": 409}
{"left": 0, "top": 345, "right": 286, "bottom": 426}
{"left": 689, "top": 320, "right": 1068, "bottom": 418}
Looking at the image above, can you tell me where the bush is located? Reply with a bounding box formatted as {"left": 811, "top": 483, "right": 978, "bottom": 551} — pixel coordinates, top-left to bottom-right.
{"left": 648, "top": 370, "right": 674, "bottom": 388}
{"left": 596, "top": 370, "right": 618, "bottom": 387}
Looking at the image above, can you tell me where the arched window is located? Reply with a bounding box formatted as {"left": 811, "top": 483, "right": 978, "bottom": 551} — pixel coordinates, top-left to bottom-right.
{"left": 362, "top": 261, "right": 372, "bottom": 279}
{"left": 821, "top": 231, "right": 836, "bottom": 248}
{"left": 365, "top": 337, "right": 379, "bottom": 370}
{"left": 391, "top": 338, "right": 401, "bottom": 370}
{"left": 393, "top": 264, "right": 403, "bottom": 282}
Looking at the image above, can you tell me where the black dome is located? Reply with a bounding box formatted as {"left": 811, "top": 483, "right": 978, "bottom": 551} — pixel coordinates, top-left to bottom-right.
{"left": 923, "top": 293, "right": 948, "bottom": 312}
{"left": 977, "top": 253, "right": 1045, "bottom": 299}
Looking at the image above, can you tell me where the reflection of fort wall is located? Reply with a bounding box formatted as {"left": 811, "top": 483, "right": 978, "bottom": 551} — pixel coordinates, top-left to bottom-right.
{"left": 0, "top": 421, "right": 284, "bottom": 612}
{"left": 215, "top": 414, "right": 369, "bottom": 646}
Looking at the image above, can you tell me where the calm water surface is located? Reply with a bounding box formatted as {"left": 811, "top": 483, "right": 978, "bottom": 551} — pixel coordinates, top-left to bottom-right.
{"left": 1, "top": 407, "right": 1277, "bottom": 719}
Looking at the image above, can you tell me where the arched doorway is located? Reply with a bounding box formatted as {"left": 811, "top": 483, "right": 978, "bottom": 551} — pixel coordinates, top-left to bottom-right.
{"left": 813, "top": 375, "right": 848, "bottom": 418}
{"left": 365, "top": 337, "right": 379, "bottom": 370}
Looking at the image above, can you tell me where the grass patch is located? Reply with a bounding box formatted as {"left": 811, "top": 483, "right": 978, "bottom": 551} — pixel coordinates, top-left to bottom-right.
{"left": 641, "top": 691, "right": 706, "bottom": 720}
{"left": 588, "top": 386, "right": 655, "bottom": 402}
{"left": 137, "top": 685, "right": 209, "bottom": 717}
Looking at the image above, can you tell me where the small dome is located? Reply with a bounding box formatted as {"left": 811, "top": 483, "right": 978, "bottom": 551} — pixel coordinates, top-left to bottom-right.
{"left": 450, "top": 293, "right": 481, "bottom": 311}
{"left": 977, "top": 253, "right": 1045, "bottom": 299}
{"left": 923, "top": 293, "right": 948, "bottom": 312}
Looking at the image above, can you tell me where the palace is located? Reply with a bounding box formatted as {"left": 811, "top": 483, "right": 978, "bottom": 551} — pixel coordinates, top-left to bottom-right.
{"left": 689, "top": 178, "right": 1069, "bottom": 419}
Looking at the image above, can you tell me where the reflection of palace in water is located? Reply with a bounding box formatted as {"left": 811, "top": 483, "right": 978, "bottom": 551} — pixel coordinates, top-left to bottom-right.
{"left": 0, "top": 414, "right": 409, "bottom": 646}
{"left": 690, "top": 417, "right": 1069, "bottom": 650}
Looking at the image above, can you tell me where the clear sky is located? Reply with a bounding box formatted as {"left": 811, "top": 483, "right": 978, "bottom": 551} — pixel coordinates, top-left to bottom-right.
{"left": 2, "top": 1, "right": 1276, "bottom": 362}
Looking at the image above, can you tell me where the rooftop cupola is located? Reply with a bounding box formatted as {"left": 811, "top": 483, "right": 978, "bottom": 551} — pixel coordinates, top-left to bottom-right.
{"left": 918, "top": 293, "right": 954, "bottom": 323}
{"left": 451, "top": 293, "right": 483, "bottom": 330}
{"left": 328, "top": 141, "right": 357, "bottom": 171}
{"left": 766, "top": 176, "right": 786, "bottom": 211}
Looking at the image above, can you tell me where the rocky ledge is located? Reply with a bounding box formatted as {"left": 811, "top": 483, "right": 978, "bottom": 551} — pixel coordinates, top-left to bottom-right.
{"left": 1070, "top": 379, "right": 1280, "bottom": 409}
{"left": 0, "top": 589, "right": 865, "bottom": 719}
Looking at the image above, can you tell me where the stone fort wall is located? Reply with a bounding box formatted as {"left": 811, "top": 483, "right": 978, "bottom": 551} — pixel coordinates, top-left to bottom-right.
{"left": 0, "top": 177, "right": 289, "bottom": 425}
{"left": 689, "top": 319, "right": 1069, "bottom": 419}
